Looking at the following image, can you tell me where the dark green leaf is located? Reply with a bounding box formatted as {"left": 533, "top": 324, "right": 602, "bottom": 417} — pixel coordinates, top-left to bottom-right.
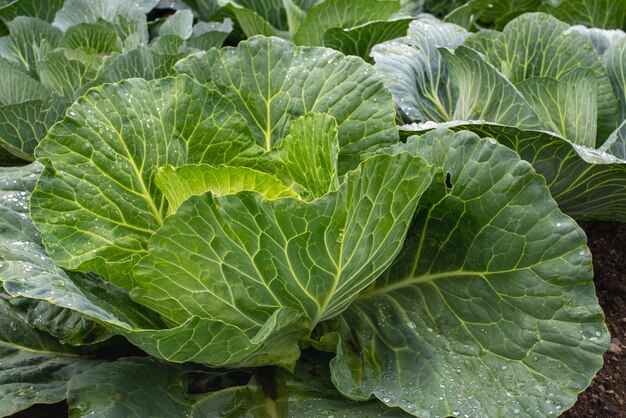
{"left": 324, "top": 129, "right": 608, "bottom": 417}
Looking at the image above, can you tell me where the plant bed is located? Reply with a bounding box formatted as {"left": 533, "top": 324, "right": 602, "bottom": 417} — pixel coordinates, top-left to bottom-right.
{"left": 1, "top": 1, "right": 625, "bottom": 417}
{"left": 563, "top": 221, "right": 626, "bottom": 418}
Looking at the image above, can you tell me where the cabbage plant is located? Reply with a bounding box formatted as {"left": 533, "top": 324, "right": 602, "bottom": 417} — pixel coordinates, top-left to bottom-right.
{"left": 374, "top": 13, "right": 626, "bottom": 222}
{"left": 0, "top": 0, "right": 231, "bottom": 165}
{"left": 0, "top": 33, "right": 609, "bottom": 418}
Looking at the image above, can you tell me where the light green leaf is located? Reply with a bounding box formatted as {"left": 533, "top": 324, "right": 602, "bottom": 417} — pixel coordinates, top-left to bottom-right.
{"left": 323, "top": 129, "right": 608, "bottom": 417}
{"left": 282, "top": 0, "right": 306, "bottom": 36}
{"left": 5, "top": 246, "right": 307, "bottom": 368}
{"left": 0, "top": 96, "right": 68, "bottom": 161}
{"left": 539, "top": 0, "right": 626, "bottom": 30}
{"left": 400, "top": 122, "right": 626, "bottom": 222}
{"left": 159, "top": 9, "right": 194, "bottom": 40}
{"left": 372, "top": 16, "right": 469, "bottom": 122}
{"left": 186, "top": 19, "right": 233, "bottom": 51}
{"left": 37, "top": 51, "right": 98, "bottom": 99}
{"left": 323, "top": 18, "right": 412, "bottom": 63}
{"left": 293, "top": 0, "right": 400, "bottom": 46}
{"left": 0, "top": 16, "right": 61, "bottom": 76}
{"left": 272, "top": 112, "right": 340, "bottom": 200}
{"left": 441, "top": 46, "right": 544, "bottom": 129}
{"left": 0, "top": 0, "right": 64, "bottom": 23}
{"left": 176, "top": 36, "right": 399, "bottom": 173}
{"left": 58, "top": 22, "right": 124, "bottom": 54}
{"left": 465, "top": 12, "right": 619, "bottom": 143}
{"left": 156, "top": 164, "right": 298, "bottom": 215}
{"left": 131, "top": 153, "right": 434, "bottom": 366}
{"left": 517, "top": 69, "right": 598, "bottom": 147}
{"left": 31, "top": 75, "right": 258, "bottom": 288}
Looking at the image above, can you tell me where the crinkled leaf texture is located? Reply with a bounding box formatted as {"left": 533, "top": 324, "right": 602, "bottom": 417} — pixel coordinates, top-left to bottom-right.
{"left": 175, "top": 35, "right": 399, "bottom": 172}
{"left": 318, "top": 129, "right": 608, "bottom": 417}
{"left": 31, "top": 75, "right": 259, "bottom": 289}
{"left": 28, "top": 37, "right": 431, "bottom": 368}
{"left": 25, "top": 151, "right": 434, "bottom": 369}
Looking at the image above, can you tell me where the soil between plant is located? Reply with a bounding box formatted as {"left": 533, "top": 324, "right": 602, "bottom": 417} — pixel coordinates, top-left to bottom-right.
{"left": 562, "top": 221, "right": 626, "bottom": 418}
{"left": 12, "top": 222, "right": 626, "bottom": 418}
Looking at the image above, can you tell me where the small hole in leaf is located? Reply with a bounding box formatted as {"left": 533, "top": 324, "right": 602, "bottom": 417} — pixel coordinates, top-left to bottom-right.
{"left": 445, "top": 173, "right": 452, "bottom": 188}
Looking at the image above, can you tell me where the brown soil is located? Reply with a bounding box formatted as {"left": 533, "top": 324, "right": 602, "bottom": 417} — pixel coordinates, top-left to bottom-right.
{"left": 562, "top": 221, "right": 626, "bottom": 418}
{"left": 12, "top": 222, "right": 626, "bottom": 418}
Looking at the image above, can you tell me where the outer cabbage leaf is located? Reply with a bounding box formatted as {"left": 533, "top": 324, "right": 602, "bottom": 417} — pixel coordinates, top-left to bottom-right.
{"left": 371, "top": 16, "right": 469, "bottom": 123}
{"left": 175, "top": 36, "right": 399, "bottom": 172}
{"left": 130, "top": 152, "right": 435, "bottom": 367}
{"left": 440, "top": 46, "right": 544, "bottom": 129}
{"left": 445, "top": 0, "right": 540, "bottom": 30}
{"left": 0, "top": 298, "right": 101, "bottom": 417}
{"left": 0, "top": 0, "right": 64, "bottom": 23}
{"left": 65, "top": 357, "right": 411, "bottom": 417}
{"left": 400, "top": 122, "right": 626, "bottom": 222}
{"left": 321, "top": 129, "right": 608, "bottom": 417}
{"left": 539, "top": 0, "right": 626, "bottom": 30}
{"left": 0, "top": 59, "right": 50, "bottom": 106}
{"left": 159, "top": 9, "right": 194, "bottom": 40}
{"left": 213, "top": 2, "right": 284, "bottom": 39}
{"left": 605, "top": 37, "right": 626, "bottom": 121}
{"left": 58, "top": 22, "right": 124, "bottom": 54}
{"left": 465, "top": 12, "right": 619, "bottom": 144}
{"left": 53, "top": 0, "right": 158, "bottom": 31}
{"left": 516, "top": 69, "right": 598, "bottom": 147}
{"left": 91, "top": 45, "right": 185, "bottom": 88}
{"left": 0, "top": 162, "right": 39, "bottom": 214}
{"left": 0, "top": 206, "right": 110, "bottom": 346}
{"left": 0, "top": 162, "right": 119, "bottom": 345}
{"left": 186, "top": 19, "right": 233, "bottom": 51}
{"left": 0, "top": 97, "right": 68, "bottom": 161}
{"left": 31, "top": 75, "right": 258, "bottom": 288}
{"left": 323, "top": 18, "right": 413, "bottom": 63}
{"left": 292, "top": 0, "right": 401, "bottom": 46}
{"left": 37, "top": 51, "right": 99, "bottom": 99}
{"left": 0, "top": 17, "right": 61, "bottom": 76}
